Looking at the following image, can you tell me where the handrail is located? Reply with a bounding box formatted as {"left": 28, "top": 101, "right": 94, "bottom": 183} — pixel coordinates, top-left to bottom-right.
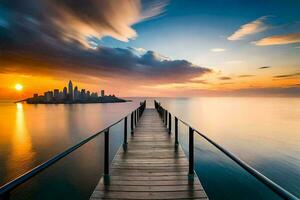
{"left": 154, "top": 100, "right": 298, "bottom": 200}
{"left": 0, "top": 100, "right": 146, "bottom": 199}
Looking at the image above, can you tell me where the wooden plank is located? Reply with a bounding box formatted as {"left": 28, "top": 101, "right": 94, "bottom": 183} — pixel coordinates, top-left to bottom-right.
{"left": 106, "top": 175, "right": 197, "bottom": 181}
{"left": 95, "top": 185, "right": 204, "bottom": 192}
{"left": 95, "top": 179, "right": 200, "bottom": 186}
{"left": 91, "top": 191, "right": 207, "bottom": 199}
{"left": 90, "top": 108, "right": 208, "bottom": 200}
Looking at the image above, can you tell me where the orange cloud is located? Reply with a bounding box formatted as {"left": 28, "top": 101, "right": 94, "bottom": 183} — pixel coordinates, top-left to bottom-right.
{"left": 253, "top": 33, "right": 300, "bottom": 46}
{"left": 228, "top": 16, "right": 269, "bottom": 41}
{"left": 44, "top": 0, "right": 168, "bottom": 47}
{"left": 210, "top": 48, "right": 226, "bottom": 52}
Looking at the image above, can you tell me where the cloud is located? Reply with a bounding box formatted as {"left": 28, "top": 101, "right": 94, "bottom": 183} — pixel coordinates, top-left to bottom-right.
{"left": 0, "top": 0, "right": 214, "bottom": 84}
{"left": 273, "top": 72, "right": 300, "bottom": 79}
{"left": 128, "top": 47, "right": 147, "bottom": 55}
{"left": 1, "top": 0, "right": 167, "bottom": 48}
{"left": 238, "top": 75, "right": 255, "bottom": 78}
{"left": 50, "top": 0, "right": 169, "bottom": 46}
{"left": 189, "top": 79, "right": 209, "bottom": 84}
{"left": 253, "top": 33, "right": 300, "bottom": 46}
{"left": 258, "top": 66, "right": 271, "bottom": 69}
{"left": 227, "top": 16, "right": 269, "bottom": 41}
{"left": 0, "top": 40, "right": 212, "bottom": 84}
{"left": 219, "top": 76, "right": 232, "bottom": 80}
{"left": 289, "top": 84, "right": 300, "bottom": 87}
{"left": 210, "top": 48, "right": 226, "bottom": 52}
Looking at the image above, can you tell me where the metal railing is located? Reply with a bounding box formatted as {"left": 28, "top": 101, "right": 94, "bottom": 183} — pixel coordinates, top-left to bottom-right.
{"left": 0, "top": 101, "right": 146, "bottom": 200}
{"left": 154, "top": 100, "right": 298, "bottom": 200}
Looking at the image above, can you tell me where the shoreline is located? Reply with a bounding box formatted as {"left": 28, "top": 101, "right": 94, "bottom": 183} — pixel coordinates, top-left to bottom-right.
{"left": 25, "top": 100, "right": 131, "bottom": 104}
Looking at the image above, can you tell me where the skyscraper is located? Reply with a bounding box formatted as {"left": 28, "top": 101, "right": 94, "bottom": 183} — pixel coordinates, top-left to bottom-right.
{"left": 53, "top": 89, "right": 59, "bottom": 100}
{"left": 74, "top": 86, "right": 78, "bottom": 101}
{"left": 68, "top": 80, "right": 73, "bottom": 101}
{"left": 44, "top": 91, "right": 53, "bottom": 102}
{"left": 63, "top": 87, "right": 67, "bottom": 99}
{"left": 101, "top": 90, "right": 105, "bottom": 97}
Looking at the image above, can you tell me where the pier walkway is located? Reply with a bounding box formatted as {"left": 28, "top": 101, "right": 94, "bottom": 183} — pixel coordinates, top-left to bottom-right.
{"left": 90, "top": 109, "right": 208, "bottom": 199}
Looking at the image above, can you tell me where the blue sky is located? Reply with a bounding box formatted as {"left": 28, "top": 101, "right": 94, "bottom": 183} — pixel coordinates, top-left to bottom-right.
{"left": 0, "top": 0, "right": 299, "bottom": 97}
{"left": 101, "top": 0, "right": 300, "bottom": 66}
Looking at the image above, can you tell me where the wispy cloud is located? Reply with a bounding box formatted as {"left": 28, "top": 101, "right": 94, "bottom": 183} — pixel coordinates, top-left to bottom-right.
{"left": 27, "top": 0, "right": 169, "bottom": 47}
{"left": 219, "top": 76, "right": 232, "bottom": 80}
{"left": 289, "top": 84, "right": 300, "bottom": 87}
{"left": 227, "top": 16, "right": 270, "bottom": 41}
{"left": 189, "top": 79, "right": 209, "bottom": 84}
{"left": 238, "top": 75, "right": 255, "bottom": 78}
{"left": 253, "top": 33, "right": 300, "bottom": 46}
{"left": 258, "top": 66, "right": 271, "bottom": 69}
{"left": 273, "top": 72, "right": 300, "bottom": 79}
{"left": 210, "top": 48, "right": 226, "bottom": 52}
{"left": 128, "top": 47, "right": 147, "bottom": 55}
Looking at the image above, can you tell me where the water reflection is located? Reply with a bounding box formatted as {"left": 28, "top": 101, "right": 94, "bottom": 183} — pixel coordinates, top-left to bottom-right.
{"left": 158, "top": 97, "right": 300, "bottom": 198}
{"left": 0, "top": 100, "right": 142, "bottom": 199}
{"left": 7, "top": 103, "right": 35, "bottom": 179}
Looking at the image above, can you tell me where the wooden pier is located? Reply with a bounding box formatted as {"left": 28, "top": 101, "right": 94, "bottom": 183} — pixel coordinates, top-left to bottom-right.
{"left": 90, "top": 108, "right": 208, "bottom": 199}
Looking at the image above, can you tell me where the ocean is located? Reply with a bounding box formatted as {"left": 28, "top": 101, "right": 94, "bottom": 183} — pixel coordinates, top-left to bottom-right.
{"left": 0, "top": 97, "right": 299, "bottom": 199}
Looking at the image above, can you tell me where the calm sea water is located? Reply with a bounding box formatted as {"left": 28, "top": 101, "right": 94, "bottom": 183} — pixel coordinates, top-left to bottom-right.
{"left": 0, "top": 97, "right": 299, "bottom": 199}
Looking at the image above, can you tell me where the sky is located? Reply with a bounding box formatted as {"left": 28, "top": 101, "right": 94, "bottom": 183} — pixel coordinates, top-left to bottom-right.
{"left": 0, "top": 0, "right": 300, "bottom": 99}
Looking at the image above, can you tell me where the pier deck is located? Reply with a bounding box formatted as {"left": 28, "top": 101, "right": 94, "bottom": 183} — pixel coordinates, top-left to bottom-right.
{"left": 90, "top": 108, "right": 208, "bottom": 199}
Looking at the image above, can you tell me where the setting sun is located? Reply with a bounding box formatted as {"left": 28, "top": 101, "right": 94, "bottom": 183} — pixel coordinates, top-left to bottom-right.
{"left": 15, "top": 84, "right": 23, "bottom": 91}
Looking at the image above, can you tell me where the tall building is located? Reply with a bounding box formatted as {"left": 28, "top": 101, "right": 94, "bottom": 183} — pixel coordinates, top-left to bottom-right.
{"left": 80, "top": 89, "right": 86, "bottom": 100}
{"left": 59, "top": 91, "right": 64, "bottom": 100}
{"left": 63, "top": 87, "right": 67, "bottom": 99}
{"left": 68, "top": 80, "right": 73, "bottom": 101}
{"left": 74, "top": 86, "right": 78, "bottom": 101}
{"left": 101, "top": 90, "right": 105, "bottom": 97}
{"left": 53, "top": 89, "right": 59, "bottom": 100}
{"left": 44, "top": 91, "right": 53, "bottom": 102}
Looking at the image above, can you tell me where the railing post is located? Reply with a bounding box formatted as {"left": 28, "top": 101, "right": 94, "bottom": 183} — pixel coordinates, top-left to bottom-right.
{"left": 189, "top": 127, "right": 194, "bottom": 176}
{"left": 123, "top": 117, "right": 128, "bottom": 151}
{"left": 139, "top": 106, "right": 141, "bottom": 118}
{"left": 175, "top": 117, "right": 178, "bottom": 147}
{"left": 104, "top": 128, "right": 109, "bottom": 182}
{"left": 133, "top": 110, "right": 136, "bottom": 127}
{"left": 131, "top": 112, "right": 134, "bottom": 134}
{"left": 164, "top": 110, "right": 167, "bottom": 126}
{"left": 135, "top": 109, "right": 137, "bottom": 125}
{"left": 168, "top": 112, "right": 171, "bottom": 134}
{"left": 136, "top": 109, "right": 138, "bottom": 122}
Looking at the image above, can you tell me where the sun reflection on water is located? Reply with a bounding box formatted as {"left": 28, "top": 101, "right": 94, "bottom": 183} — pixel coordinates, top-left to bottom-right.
{"left": 7, "top": 103, "right": 35, "bottom": 178}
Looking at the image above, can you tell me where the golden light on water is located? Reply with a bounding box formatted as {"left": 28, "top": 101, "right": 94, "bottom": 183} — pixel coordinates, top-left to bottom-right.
{"left": 15, "top": 84, "right": 23, "bottom": 91}
{"left": 7, "top": 103, "right": 35, "bottom": 177}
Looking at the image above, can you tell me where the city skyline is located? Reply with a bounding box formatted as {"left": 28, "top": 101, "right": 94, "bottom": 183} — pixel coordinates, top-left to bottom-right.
{"left": 0, "top": 0, "right": 299, "bottom": 99}
{"left": 27, "top": 80, "right": 109, "bottom": 103}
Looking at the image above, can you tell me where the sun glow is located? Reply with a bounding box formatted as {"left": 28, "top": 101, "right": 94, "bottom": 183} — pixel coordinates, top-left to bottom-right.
{"left": 15, "top": 84, "right": 23, "bottom": 91}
